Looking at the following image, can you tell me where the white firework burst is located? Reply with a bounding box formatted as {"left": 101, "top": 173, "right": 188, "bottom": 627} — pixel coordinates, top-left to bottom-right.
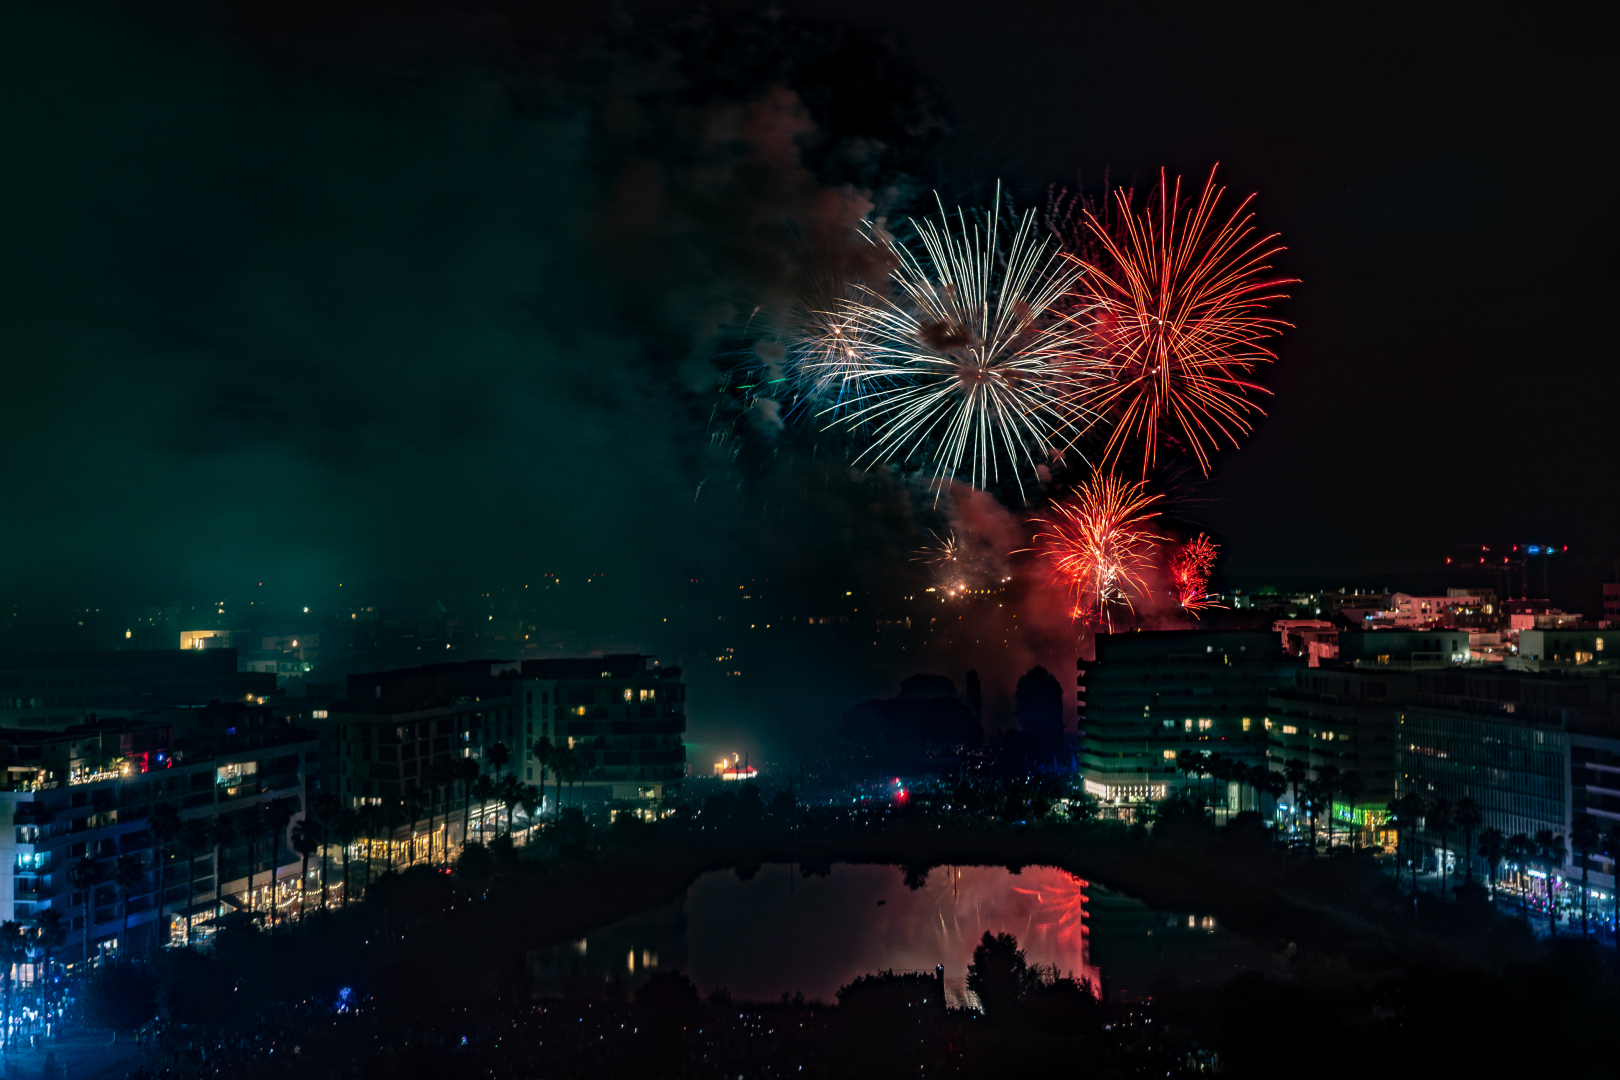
{"left": 778, "top": 281, "right": 888, "bottom": 417}
{"left": 810, "top": 187, "right": 1102, "bottom": 495}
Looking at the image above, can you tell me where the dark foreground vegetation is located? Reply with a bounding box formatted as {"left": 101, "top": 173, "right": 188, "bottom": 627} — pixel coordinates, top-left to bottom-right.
{"left": 80, "top": 790, "right": 1620, "bottom": 1077}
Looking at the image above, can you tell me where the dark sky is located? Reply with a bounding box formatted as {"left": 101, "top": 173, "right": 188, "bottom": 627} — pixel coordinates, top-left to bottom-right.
{"left": 785, "top": 0, "right": 1619, "bottom": 589}
{"left": 1, "top": 2, "right": 1615, "bottom": 742}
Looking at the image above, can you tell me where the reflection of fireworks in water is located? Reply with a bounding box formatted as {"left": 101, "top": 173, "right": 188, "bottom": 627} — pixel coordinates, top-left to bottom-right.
{"left": 1035, "top": 472, "right": 1162, "bottom": 629}
{"left": 1169, "top": 533, "right": 1222, "bottom": 615}
{"left": 815, "top": 190, "right": 1099, "bottom": 496}
{"left": 1058, "top": 166, "right": 1295, "bottom": 477}
{"left": 1011, "top": 870, "right": 1099, "bottom": 991}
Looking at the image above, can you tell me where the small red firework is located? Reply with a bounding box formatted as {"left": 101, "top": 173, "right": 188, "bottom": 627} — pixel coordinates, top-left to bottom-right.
{"left": 1169, "top": 533, "right": 1222, "bottom": 615}
{"left": 1035, "top": 472, "right": 1162, "bottom": 629}
{"left": 1057, "top": 166, "right": 1296, "bottom": 476}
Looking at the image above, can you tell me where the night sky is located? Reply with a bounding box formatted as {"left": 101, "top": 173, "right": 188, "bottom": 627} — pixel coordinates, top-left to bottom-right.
{"left": 1, "top": 2, "right": 1614, "bottom": 750}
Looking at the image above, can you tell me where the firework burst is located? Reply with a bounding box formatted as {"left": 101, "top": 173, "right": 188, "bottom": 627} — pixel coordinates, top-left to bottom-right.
{"left": 1058, "top": 166, "right": 1296, "bottom": 476}
{"left": 777, "top": 276, "right": 889, "bottom": 418}
{"left": 1035, "top": 472, "right": 1162, "bottom": 628}
{"left": 1168, "top": 532, "right": 1222, "bottom": 615}
{"left": 812, "top": 189, "right": 1102, "bottom": 496}
{"left": 914, "top": 529, "right": 1005, "bottom": 598}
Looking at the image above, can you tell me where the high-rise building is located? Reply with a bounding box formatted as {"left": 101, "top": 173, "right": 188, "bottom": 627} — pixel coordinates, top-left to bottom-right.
{"left": 1079, "top": 631, "right": 1301, "bottom": 815}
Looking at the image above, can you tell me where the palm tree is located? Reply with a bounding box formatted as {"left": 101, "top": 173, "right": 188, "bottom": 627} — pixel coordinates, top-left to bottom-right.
{"left": 1254, "top": 767, "right": 1288, "bottom": 821}
{"left": 560, "top": 747, "right": 590, "bottom": 807}
{"left": 331, "top": 808, "right": 357, "bottom": 907}
{"left": 403, "top": 788, "right": 425, "bottom": 864}
{"left": 1387, "top": 793, "right": 1427, "bottom": 897}
{"left": 1506, "top": 833, "right": 1535, "bottom": 921}
{"left": 359, "top": 802, "right": 379, "bottom": 883}
{"left": 1534, "top": 829, "right": 1565, "bottom": 935}
{"left": 550, "top": 747, "right": 566, "bottom": 816}
{"left": 381, "top": 799, "right": 406, "bottom": 873}
{"left": 146, "top": 803, "right": 181, "bottom": 950}
{"left": 208, "top": 816, "right": 237, "bottom": 922}
{"left": 487, "top": 741, "right": 511, "bottom": 780}
{"left": 1454, "top": 797, "right": 1483, "bottom": 886}
{"left": 1334, "top": 777, "right": 1360, "bottom": 854}
{"left": 1206, "top": 753, "right": 1233, "bottom": 815}
{"left": 519, "top": 784, "right": 543, "bottom": 841}
{"left": 261, "top": 797, "right": 294, "bottom": 930}
{"left": 429, "top": 761, "right": 451, "bottom": 865}
{"left": 67, "top": 856, "right": 102, "bottom": 969}
{"left": 1301, "top": 779, "right": 1327, "bottom": 856}
{"left": 532, "top": 741, "right": 557, "bottom": 817}
{"left": 1320, "top": 766, "right": 1346, "bottom": 847}
{"left": 111, "top": 854, "right": 144, "bottom": 956}
{"left": 35, "top": 908, "right": 65, "bottom": 984}
{"left": 472, "top": 774, "right": 495, "bottom": 842}
{"left": 1570, "top": 817, "right": 1601, "bottom": 935}
{"left": 290, "top": 820, "right": 320, "bottom": 918}
{"left": 499, "top": 774, "right": 523, "bottom": 835}
{"left": 458, "top": 757, "right": 479, "bottom": 844}
{"left": 312, "top": 791, "right": 343, "bottom": 907}
{"left": 1283, "top": 759, "right": 1309, "bottom": 827}
{"left": 239, "top": 803, "right": 267, "bottom": 915}
{"left": 1427, "top": 796, "right": 1455, "bottom": 900}
{"left": 0, "top": 921, "right": 26, "bottom": 1052}
{"left": 177, "top": 819, "right": 209, "bottom": 941}
{"left": 1477, "top": 827, "right": 1506, "bottom": 903}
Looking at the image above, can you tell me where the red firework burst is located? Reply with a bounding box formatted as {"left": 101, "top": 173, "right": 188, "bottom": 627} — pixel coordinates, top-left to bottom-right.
{"left": 1058, "top": 166, "right": 1296, "bottom": 476}
{"left": 1169, "top": 532, "right": 1222, "bottom": 615}
{"left": 1035, "top": 472, "right": 1162, "bottom": 628}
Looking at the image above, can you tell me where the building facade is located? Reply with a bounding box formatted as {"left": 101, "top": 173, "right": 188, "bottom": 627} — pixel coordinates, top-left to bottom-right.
{"left": 1264, "top": 667, "right": 1411, "bottom": 835}
{"left": 1396, "top": 670, "right": 1620, "bottom": 885}
{"left": 0, "top": 720, "right": 315, "bottom": 962}
{"left": 324, "top": 654, "right": 686, "bottom": 822}
{"left": 1080, "top": 631, "right": 1301, "bottom": 815}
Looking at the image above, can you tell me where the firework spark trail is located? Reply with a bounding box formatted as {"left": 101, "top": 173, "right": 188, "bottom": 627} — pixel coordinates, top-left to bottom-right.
{"left": 1058, "top": 165, "right": 1296, "bottom": 477}
{"left": 1035, "top": 472, "right": 1162, "bottom": 629}
{"left": 812, "top": 188, "right": 1104, "bottom": 496}
{"left": 1169, "top": 532, "right": 1222, "bottom": 615}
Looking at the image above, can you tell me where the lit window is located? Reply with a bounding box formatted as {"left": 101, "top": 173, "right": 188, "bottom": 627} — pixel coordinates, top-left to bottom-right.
{"left": 1241, "top": 717, "right": 1252, "bottom": 732}
{"left": 1184, "top": 719, "right": 1194, "bottom": 732}
{"left": 1163, "top": 750, "right": 1177, "bottom": 760}
{"left": 1198, "top": 718, "right": 1213, "bottom": 731}
{"left": 1282, "top": 725, "right": 1298, "bottom": 735}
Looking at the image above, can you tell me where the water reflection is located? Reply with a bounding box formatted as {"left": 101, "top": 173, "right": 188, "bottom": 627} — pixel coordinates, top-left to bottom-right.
{"left": 534, "top": 863, "right": 1263, "bottom": 1005}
